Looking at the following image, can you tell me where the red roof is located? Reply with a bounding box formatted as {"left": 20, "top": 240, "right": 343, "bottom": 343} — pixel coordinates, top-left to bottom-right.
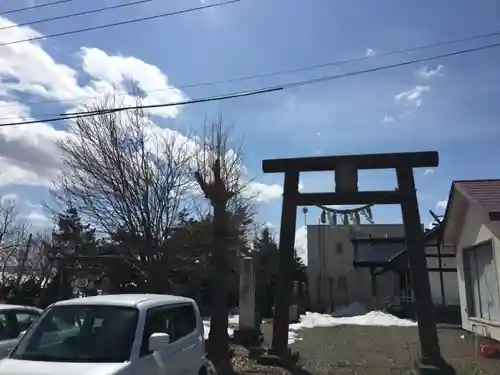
{"left": 454, "top": 179, "right": 500, "bottom": 220}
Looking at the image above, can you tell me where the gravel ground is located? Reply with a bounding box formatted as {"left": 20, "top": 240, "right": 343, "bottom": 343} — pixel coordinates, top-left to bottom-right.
{"left": 257, "top": 324, "right": 499, "bottom": 375}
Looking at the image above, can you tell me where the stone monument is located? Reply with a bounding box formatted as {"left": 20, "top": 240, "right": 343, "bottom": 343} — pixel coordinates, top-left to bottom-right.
{"left": 233, "top": 256, "right": 263, "bottom": 346}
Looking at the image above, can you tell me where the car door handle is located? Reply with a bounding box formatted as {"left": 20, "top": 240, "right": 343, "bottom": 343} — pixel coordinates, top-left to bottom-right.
{"left": 181, "top": 344, "right": 195, "bottom": 352}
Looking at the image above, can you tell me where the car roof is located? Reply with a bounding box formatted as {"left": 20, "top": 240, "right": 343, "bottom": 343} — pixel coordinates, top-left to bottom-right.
{"left": 0, "top": 304, "right": 43, "bottom": 313}
{"left": 53, "top": 294, "right": 195, "bottom": 309}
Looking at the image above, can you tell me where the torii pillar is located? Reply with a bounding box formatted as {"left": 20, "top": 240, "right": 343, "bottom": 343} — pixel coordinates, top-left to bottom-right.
{"left": 262, "top": 151, "right": 454, "bottom": 375}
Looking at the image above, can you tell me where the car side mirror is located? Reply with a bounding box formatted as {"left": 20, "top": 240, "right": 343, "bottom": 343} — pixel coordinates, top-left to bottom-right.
{"left": 148, "top": 332, "right": 170, "bottom": 352}
{"left": 18, "top": 330, "right": 26, "bottom": 339}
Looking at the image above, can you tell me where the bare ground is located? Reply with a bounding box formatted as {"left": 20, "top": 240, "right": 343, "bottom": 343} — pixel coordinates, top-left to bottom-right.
{"left": 224, "top": 324, "right": 499, "bottom": 375}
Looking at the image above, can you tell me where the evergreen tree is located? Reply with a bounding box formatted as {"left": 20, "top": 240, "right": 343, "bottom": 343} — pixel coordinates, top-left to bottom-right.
{"left": 52, "top": 208, "right": 97, "bottom": 256}
{"left": 39, "top": 208, "right": 97, "bottom": 307}
{"left": 253, "top": 227, "right": 307, "bottom": 317}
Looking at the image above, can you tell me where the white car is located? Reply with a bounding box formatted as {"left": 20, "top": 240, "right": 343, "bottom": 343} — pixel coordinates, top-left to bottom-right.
{"left": 0, "top": 294, "right": 207, "bottom": 375}
{"left": 0, "top": 304, "right": 43, "bottom": 359}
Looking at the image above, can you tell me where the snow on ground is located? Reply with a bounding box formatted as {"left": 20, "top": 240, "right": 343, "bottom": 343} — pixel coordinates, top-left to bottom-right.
{"left": 203, "top": 307, "right": 416, "bottom": 344}
{"left": 288, "top": 304, "right": 416, "bottom": 344}
{"left": 228, "top": 315, "right": 239, "bottom": 325}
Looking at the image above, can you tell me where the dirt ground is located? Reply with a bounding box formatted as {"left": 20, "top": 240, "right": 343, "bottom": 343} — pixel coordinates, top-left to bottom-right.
{"left": 248, "top": 324, "right": 500, "bottom": 375}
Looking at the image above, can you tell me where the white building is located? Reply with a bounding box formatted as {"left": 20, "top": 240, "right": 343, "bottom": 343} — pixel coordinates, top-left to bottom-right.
{"left": 307, "top": 222, "right": 459, "bottom": 312}
{"left": 442, "top": 179, "right": 500, "bottom": 341}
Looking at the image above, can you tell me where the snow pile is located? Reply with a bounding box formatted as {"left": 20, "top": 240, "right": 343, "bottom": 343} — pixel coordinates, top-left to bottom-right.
{"left": 228, "top": 315, "right": 239, "bottom": 325}
{"left": 287, "top": 310, "right": 417, "bottom": 344}
{"left": 327, "top": 311, "right": 417, "bottom": 327}
{"left": 331, "top": 302, "right": 367, "bottom": 317}
{"left": 203, "top": 310, "right": 416, "bottom": 343}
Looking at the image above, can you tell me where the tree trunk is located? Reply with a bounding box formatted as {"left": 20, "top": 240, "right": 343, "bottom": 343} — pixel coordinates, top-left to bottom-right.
{"left": 207, "top": 201, "right": 232, "bottom": 374}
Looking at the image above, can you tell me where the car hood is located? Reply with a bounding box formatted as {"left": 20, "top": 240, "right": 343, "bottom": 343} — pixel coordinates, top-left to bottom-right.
{"left": 0, "top": 358, "right": 129, "bottom": 375}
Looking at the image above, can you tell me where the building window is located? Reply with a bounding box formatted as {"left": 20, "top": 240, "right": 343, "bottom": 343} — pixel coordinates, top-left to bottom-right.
{"left": 463, "top": 241, "right": 500, "bottom": 321}
{"left": 336, "top": 242, "right": 343, "bottom": 254}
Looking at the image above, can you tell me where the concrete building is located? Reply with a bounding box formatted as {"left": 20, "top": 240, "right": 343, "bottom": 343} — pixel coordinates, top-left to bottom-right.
{"left": 442, "top": 180, "right": 500, "bottom": 341}
{"left": 307, "top": 224, "right": 405, "bottom": 311}
{"left": 307, "top": 222, "right": 459, "bottom": 312}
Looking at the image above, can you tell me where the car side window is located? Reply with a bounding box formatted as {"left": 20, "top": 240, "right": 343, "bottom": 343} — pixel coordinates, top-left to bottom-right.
{"left": 171, "top": 305, "right": 196, "bottom": 340}
{"left": 16, "top": 312, "right": 40, "bottom": 332}
{"left": 0, "top": 312, "right": 8, "bottom": 340}
{"left": 139, "top": 304, "right": 197, "bottom": 357}
{"left": 140, "top": 308, "right": 173, "bottom": 357}
{"left": 0, "top": 311, "right": 40, "bottom": 340}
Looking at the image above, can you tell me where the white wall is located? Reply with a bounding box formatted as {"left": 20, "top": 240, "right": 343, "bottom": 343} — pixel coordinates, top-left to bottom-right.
{"left": 456, "top": 202, "right": 500, "bottom": 341}
{"left": 307, "top": 224, "right": 404, "bottom": 310}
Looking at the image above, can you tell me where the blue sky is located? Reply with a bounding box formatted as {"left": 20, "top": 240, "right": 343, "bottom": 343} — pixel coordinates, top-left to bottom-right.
{"left": 1, "top": 0, "right": 500, "bottom": 260}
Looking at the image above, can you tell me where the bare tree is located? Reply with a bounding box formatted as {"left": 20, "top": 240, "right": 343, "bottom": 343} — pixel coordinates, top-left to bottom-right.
{"left": 53, "top": 96, "right": 194, "bottom": 275}
{"left": 24, "top": 231, "right": 54, "bottom": 289}
{"left": 193, "top": 116, "right": 254, "bottom": 374}
{"left": 0, "top": 197, "right": 30, "bottom": 293}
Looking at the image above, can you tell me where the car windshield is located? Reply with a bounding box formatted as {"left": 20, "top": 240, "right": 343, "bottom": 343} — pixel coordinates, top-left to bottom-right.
{"left": 10, "top": 305, "right": 138, "bottom": 363}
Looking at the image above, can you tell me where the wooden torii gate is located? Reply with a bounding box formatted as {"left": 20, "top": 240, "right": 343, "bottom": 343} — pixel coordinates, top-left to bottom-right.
{"left": 262, "top": 151, "right": 454, "bottom": 374}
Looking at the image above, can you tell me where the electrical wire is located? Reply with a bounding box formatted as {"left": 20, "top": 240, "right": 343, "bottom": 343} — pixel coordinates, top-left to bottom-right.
{"left": 0, "top": 0, "right": 74, "bottom": 16}
{"left": 0, "top": 0, "right": 153, "bottom": 31}
{"left": 66, "top": 39, "right": 500, "bottom": 116}
{"left": 2, "top": 37, "right": 500, "bottom": 128}
{"left": 0, "top": 0, "right": 240, "bottom": 48}
{"left": 0, "top": 87, "right": 283, "bottom": 127}
{"left": 2, "top": 26, "right": 500, "bottom": 111}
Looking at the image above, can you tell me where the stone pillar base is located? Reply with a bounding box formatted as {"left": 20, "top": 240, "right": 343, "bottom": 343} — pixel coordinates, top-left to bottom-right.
{"left": 415, "top": 359, "right": 455, "bottom": 375}
{"left": 233, "top": 327, "right": 263, "bottom": 347}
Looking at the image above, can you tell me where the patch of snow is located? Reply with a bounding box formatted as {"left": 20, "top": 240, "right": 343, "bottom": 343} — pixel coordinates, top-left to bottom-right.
{"left": 228, "top": 315, "right": 239, "bottom": 325}
{"left": 288, "top": 330, "right": 301, "bottom": 344}
{"left": 287, "top": 310, "right": 416, "bottom": 344}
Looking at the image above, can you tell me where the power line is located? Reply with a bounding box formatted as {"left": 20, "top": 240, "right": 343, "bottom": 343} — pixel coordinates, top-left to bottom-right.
{"left": 0, "top": 0, "right": 153, "bottom": 31}
{"left": 2, "top": 38, "right": 499, "bottom": 128}
{"left": 2, "top": 26, "right": 500, "bottom": 111}
{"left": 0, "top": 0, "right": 74, "bottom": 16}
{"left": 0, "top": 0, "right": 240, "bottom": 48}
{"left": 63, "top": 39, "right": 500, "bottom": 116}
{"left": 175, "top": 28, "right": 500, "bottom": 90}
{"left": 0, "top": 87, "right": 284, "bottom": 127}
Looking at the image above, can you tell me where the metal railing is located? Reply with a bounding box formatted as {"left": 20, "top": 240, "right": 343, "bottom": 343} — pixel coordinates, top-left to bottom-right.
{"left": 383, "top": 295, "right": 414, "bottom": 307}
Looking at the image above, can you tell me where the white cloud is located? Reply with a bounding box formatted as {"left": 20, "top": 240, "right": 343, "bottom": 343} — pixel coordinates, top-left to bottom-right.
{"left": 295, "top": 226, "right": 307, "bottom": 264}
{"left": 1, "top": 193, "right": 17, "bottom": 202}
{"left": 263, "top": 221, "right": 274, "bottom": 229}
{"left": 24, "top": 209, "right": 52, "bottom": 228}
{"left": 365, "top": 48, "right": 376, "bottom": 57}
{"left": 78, "top": 47, "right": 187, "bottom": 118}
{"left": 0, "top": 158, "right": 54, "bottom": 187}
{"left": 423, "top": 169, "right": 434, "bottom": 176}
{"left": 417, "top": 65, "right": 444, "bottom": 80}
{"left": 242, "top": 181, "right": 305, "bottom": 202}
{"left": 243, "top": 182, "right": 283, "bottom": 202}
{"left": 383, "top": 116, "right": 395, "bottom": 123}
{"left": 0, "top": 17, "right": 282, "bottom": 202}
{"left": 394, "top": 85, "right": 431, "bottom": 108}
{"left": 0, "top": 18, "right": 87, "bottom": 102}
{"left": 436, "top": 199, "right": 448, "bottom": 210}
